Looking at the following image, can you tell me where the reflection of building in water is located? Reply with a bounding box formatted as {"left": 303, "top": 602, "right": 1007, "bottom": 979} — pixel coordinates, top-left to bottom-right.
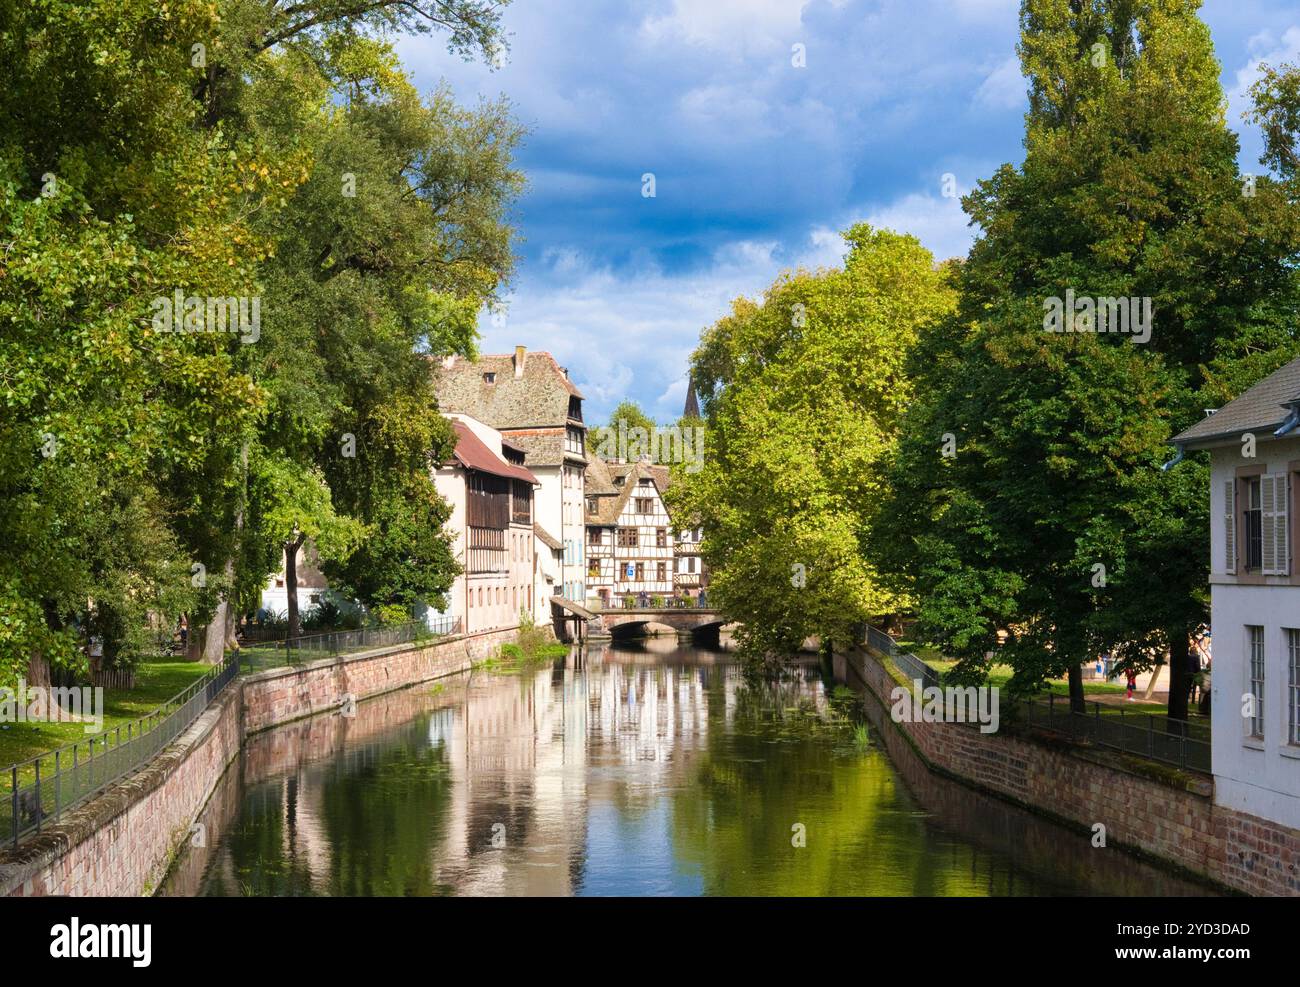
{"left": 429, "top": 665, "right": 591, "bottom": 895}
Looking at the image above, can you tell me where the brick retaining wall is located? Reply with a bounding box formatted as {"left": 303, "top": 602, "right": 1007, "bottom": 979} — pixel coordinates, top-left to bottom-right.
{"left": 0, "top": 626, "right": 517, "bottom": 897}
{"left": 845, "top": 647, "right": 1300, "bottom": 896}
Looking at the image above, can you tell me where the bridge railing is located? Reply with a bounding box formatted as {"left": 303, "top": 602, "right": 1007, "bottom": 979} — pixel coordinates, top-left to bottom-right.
{"left": 589, "top": 596, "right": 713, "bottom": 611}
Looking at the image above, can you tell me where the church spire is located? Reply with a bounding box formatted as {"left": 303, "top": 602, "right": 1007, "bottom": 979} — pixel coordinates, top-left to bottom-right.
{"left": 683, "top": 374, "right": 701, "bottom": 420}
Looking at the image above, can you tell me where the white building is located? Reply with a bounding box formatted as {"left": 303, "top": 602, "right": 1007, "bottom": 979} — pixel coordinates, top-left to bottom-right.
{"left": 1171, "top": 355, "right": 1300, "bottom": 830}
{"left": 436, "top": 346, "right": 589, "bottom": 619}
{"left": 430, "top": 415, "right": 539, "bottom": 634}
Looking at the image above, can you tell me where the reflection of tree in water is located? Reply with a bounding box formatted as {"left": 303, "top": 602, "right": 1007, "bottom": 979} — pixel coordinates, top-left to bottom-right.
{"left": 669, "top": 667, "right": 1067, "bottom": 896}
{"left": 203, "top": 717, "right": 454, "bottom": 896}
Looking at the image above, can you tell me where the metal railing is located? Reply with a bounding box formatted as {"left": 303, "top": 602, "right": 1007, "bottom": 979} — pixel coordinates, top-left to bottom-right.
{"left": 258, "top": 616, "right": 462, "bottom": 664}
{"left": 863, "top": 623, "right": 1211, "bottom": 772}
{"left": 2, "top": 654, "right": 241, "bottom": 848}
{"left": 596, "top": 596, "right": 713, "bottom": 611}
{"left": 864, "top": 624, "right": 943, "bottom": 691}
{"left": 1020, "top": 693, "right": 1211, "bottom": 773}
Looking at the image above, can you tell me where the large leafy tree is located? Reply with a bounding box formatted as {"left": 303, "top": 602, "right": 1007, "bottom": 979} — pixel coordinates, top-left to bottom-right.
{"left": 0, "top": 0, "right": 519, "bottom": 680}
{"left": 672, "top": 226, "right": 957, "bottom": 670}
{"left": 872, "top": 0, "right": 1300, "bottom": 717}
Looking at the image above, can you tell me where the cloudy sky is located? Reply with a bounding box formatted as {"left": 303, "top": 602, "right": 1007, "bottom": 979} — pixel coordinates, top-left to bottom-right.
{"left": 397, "top": 0, "right": 1300, "bottom": 424}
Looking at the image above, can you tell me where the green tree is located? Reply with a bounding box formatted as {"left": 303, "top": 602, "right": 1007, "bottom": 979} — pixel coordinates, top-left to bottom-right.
{"left": 590, "top": 401, "right": 658, "bottom": 459}
{"left": 672, "top": 225, "right": 957, "bottom": 670}
{"left": 872, "top": 0, "right": 1300, "bottom": 717}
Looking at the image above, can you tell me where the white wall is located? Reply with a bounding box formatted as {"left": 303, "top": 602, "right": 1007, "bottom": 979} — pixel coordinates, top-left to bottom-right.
{"left": 1208, "top": 443, "right": 1300, "bottom": 826}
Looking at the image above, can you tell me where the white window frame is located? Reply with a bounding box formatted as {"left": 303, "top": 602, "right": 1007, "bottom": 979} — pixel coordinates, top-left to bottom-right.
{"left": 1248, "top": 625, "right": 1266, "bottom": 740}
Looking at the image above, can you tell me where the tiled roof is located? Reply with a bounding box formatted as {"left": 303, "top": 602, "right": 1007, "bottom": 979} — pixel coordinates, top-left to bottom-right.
{"left": 533, "top": 522, "right": 562, "bottom": 552}
{"left": 584, "top": 456, "right": 618, "bottom": 495}
{"left": 585, "top": 460, "right": 666, "bottom": 526}
{"left": 435, "top": 351, "right": 583, "bottom": 430}
{"left": 447, "top": 421, "right": 537, "bottom": 484}
{"left": 496, "top": 429, "right": 565, "bottom": 467}
{"left": 1172, "top": 355, "right": 1300, "bottom": 447}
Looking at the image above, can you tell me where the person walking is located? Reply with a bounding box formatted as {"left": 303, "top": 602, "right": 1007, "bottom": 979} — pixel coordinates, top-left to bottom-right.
{"left": 1125, "top": 667, "right": 1138, "bottom": 702}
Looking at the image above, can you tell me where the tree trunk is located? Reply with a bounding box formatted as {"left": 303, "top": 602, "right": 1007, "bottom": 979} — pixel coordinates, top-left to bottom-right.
{"left": 1142, "top": 655, "right": 1163, "bottom": 700}
{"left": 184, "top": 613, "right": 202, "bottom": 661}
{"left": 226, "top": 439, "right": 249, "bottom": 653}
{"left": 1166, "top": 629, "right": 1191, "bottom": 733}
{"left": 1067, "top": 662, "right": 1085, "bottom": 714}
{"left": 201, "top": 600, "right": 227, "bottom": 664}
{"left": 27, "top": 652, "right": 51, "bottom": 689}
{"left": 285, "top": 534, "right": 306, "bottom": 639}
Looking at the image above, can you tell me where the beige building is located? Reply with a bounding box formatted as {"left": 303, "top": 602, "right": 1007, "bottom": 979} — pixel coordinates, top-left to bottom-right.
{"left": 431, "top": 415, "right": 539, "bottom": 634}
{"left": 436, "top": 347, "right": 589, "bottom": 615}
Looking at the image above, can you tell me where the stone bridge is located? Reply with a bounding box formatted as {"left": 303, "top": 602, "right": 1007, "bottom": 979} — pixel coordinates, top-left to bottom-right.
{"left": 594, "top": 607, "right": 729, "bottom": 642}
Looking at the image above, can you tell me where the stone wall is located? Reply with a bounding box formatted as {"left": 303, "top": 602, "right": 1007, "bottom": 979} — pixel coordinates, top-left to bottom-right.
{"left": 845, "top": 647, "right": 1300, "bottom": 896}
{"left": 0, "top": 626, "right": 517, "bottom": 897}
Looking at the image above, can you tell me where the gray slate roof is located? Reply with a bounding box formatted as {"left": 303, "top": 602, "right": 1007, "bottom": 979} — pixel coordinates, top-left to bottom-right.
{"left": 1173, "top": 355, "right": 1300, "bottom": 448}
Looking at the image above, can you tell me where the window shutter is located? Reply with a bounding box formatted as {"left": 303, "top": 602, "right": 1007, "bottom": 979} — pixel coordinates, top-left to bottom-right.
{"left": 1224, "top": 479, "right": 1236, "bottom": 574}
{"left": 1262, "top": 472, "right": 1290, "bottom": 576}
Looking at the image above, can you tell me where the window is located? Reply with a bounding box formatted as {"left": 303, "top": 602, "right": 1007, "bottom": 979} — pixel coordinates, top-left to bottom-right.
{"left": 635, "top": 497, "right": 653, "bottom": 514}
{"left": 565, "top": 426, "right": 585, "bottom": 456}
{"left": 635, "top": 562, "right": 644, "bottom": 581}
{"left": 689, "top": 557, "right": 696, "bottom": 573}
{"left": 483, "top": 372, "right": 496, "bottom": 384}
{"left": 589, "top": 528, "right": 603, "bottom": 546}
{"left": 655, "top": 527, "right": 666, "bottom": 548}
{"left": 1245, "top": 478, "right": 1263, "bottom": 571}
{"left": 1290, "top": 629, "right": 1300, "bottom": 746}
{"left": 588, "top": 559, "right": 600, "bottom": 578}
{"left": 657, "top": 561, "right": 666, "bottom": 582}
{"left": 1248, "top": 625, "right": 1265, "bottom": 739}
{"left": 618, "top": 527, "right": 638, "bottom": 548}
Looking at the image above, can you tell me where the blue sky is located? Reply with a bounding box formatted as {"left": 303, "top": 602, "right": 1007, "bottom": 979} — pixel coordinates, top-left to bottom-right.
{"left": 397, "top": 1, "right": 1300, "bottom": 424}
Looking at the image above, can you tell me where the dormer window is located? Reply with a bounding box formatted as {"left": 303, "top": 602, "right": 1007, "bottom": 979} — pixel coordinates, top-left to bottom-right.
{"left": 483, "top": 372, "right": 496, "bottom": 384}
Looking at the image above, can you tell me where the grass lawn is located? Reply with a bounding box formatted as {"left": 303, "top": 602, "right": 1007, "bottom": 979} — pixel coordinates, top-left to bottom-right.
{"left": 897, "top": 640, "right": 1211, "bottom": 738}
{"left": 0, "top": 658, "right": 214, "bottom": 773}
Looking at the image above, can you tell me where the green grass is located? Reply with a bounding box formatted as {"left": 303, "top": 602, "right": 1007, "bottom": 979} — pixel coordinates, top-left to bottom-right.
{"left": 897, "top": 641, "right": 1211, "bottom": 740}
{"left": 0, "top": 658, "right": 214, "bottom": 774}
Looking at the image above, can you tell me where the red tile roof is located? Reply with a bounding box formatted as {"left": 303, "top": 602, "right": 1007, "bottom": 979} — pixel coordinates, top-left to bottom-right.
{"left": 448, "top": 421, "right": 538, "bottom": 484}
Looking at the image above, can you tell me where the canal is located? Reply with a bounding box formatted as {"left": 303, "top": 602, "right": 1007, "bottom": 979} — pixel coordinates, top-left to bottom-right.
{"left": 161, "top": 638, "right": 1212, "bottom": 896}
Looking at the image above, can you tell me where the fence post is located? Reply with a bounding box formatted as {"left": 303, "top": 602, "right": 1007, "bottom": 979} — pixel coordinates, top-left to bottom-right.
{"left": 54, "top": 750, "right": 60, "bottom": 823}
{"left": 11, "top": 765, "right": 18, "bottom": 847}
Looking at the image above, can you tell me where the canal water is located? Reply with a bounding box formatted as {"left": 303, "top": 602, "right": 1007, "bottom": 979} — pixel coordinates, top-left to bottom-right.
{"left": 161, "top": 638, "right": 1212, "bottom": 896}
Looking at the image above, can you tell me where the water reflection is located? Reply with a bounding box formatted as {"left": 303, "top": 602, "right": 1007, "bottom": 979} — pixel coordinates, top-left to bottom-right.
{"left": 162, "top": 640, "right": 1212, "bottom": 897}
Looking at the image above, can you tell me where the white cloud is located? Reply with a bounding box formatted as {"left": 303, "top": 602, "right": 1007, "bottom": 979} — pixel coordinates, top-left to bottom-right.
{"left": 1226, "top": 26, "right": 1300, "bottom": 135}
{"left": 865, "top": 191, "right": 975, "bottom": 263}
{"left": 974, "top": 55, "right": 1026, "bottom": 111}
{"left": 640, "top": 0, "right": 811, "bottom": 53}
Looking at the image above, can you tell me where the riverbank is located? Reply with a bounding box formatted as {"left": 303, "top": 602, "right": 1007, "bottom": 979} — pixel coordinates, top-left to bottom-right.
{"left": 0, "top": 625, "right": 519, "bottom": 897}
{"left": 838, "top": 644, "right": 1299, "bottom": 896}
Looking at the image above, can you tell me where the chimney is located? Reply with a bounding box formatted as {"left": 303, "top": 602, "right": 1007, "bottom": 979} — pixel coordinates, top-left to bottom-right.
{"left": 514, "top": 345, "right": 526, "bottom": 378}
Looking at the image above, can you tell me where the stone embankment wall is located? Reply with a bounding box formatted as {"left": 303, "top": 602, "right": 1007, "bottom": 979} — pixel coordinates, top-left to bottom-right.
{"left": 1, "top": 626, "right": 516, "bottom": 897}
{"left": 845, "top": 648, "right": 1299, "bottom": 896}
